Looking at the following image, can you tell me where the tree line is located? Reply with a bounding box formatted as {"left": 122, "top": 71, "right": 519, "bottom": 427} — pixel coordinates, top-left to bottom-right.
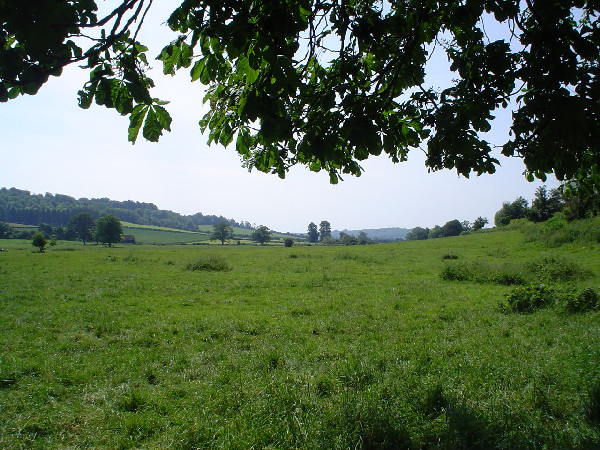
{"left": 0, "top": 187, "right": 255, "bottom": 231}
{"left": 26, "top": 213, "right": 124, "bottom": 252}
{"left": 406, "top": 183, "right": 600, "bottom": 241}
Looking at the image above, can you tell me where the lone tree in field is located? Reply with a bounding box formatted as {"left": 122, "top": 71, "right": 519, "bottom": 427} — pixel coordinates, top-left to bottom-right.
{"left": 2, "top": 1, "right": 599, "bottom": 187}
{"left": 307, "top": 222, "right": 319, "bottom": 244}
{"left": 319, "top": 221, "right": 332, "bottom": 241}
{"left": 472, "top": 217, "right": 489, "bottom": 232}
{"left": 95, "top": 214, "right": 123, "bottom": 247}
{"left": 69, "top": 212, "right": 95, "bottom": 245}
{"left": 252, "top": 226, "right": 271, "bottom": 245}
{"left": 31, "top": 232, "right": 47, "bottom": 252}
{"left": 211, "top": 222, "right": 234, "bottom": 245}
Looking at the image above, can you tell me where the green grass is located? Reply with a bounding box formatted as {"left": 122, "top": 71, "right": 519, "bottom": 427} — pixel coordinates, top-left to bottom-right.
{"left": 121, "top": 224, "right": 211, "bottom": 245}
{"left": 0, "top": 228, "right": 599, "bottom": 449}
{"left": 121, "top": 222, "right": 297, "bottom": 245}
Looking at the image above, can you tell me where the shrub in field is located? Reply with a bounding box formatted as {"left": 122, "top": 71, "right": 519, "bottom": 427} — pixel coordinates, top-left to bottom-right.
{"left": 441, "top": 254, "right": 459, "bottom": 260}
{"left": 502, "top": 284, "right": 556, "bottom": 313}
{"left": 527, "top": 255, "right": 586, "bottom": 282}
{"left": 284, "top": 237, "right": 294, "bottom": 247}
{"left": 565, "top": 288, "right": 600, "bottom": 313}
{"left": 31, "top": 232, "right": 47, "bottom": 252}
{"left": 491, "top": 272, "right": 527, "bottom": 286}
{"left": 440, "top": 263, "right": 473, "bottom": 281}
{"left": 441, "top": 261, "right": 525, "bottom": 285}
{"left": 186, "top": 256, "right": 231, "bottom": 272}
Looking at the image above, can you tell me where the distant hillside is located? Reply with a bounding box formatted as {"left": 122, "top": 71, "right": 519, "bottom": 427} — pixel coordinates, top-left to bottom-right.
{"left": 332, "top": 227, "right": 411, "bottom": 241}
{"left": 0, "top": 187, "right": 254, "bottom": 231}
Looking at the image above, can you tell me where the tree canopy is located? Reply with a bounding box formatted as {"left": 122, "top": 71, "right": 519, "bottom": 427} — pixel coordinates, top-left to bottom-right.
{"left": 211, "top": 221, "right": 234, "bottom": 244}
{"left": 70, "top": 212, "right": 95, "bottom": 244}
{"left": 252, "top": 225, "right": 271, "bottom": 245}
{"left": 95, "top": 214, "right": 123, "bottom": 247}
{"left": 2, "top": 1, "right": 599, "bottom": 183}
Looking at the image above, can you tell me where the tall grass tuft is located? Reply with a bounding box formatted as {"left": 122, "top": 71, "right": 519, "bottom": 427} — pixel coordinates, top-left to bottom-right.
{"left": 185, "top": 255, "right": 231, "bottom": 271}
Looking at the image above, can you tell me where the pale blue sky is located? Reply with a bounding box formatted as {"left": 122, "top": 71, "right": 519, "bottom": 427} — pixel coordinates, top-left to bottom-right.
{"left": 0, "top": 4, "right": 557, "bottom": 233}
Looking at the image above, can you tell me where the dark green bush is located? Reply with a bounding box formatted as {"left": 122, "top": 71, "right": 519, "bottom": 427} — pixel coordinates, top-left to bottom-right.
{"left": 491, "top": 272, "right": 527, "bottom": 286}
{"left": 502, "top": 284, "right": 556, "bottom": 313}
{"left": 441, "top": 254, "right": 459, "bottom": 260}
{"left": 527, "top": 255, "right": 586, "bottom": 282}
{"left": 565, "top": 288, "right": 600, "bottom": 313}
{"left": 440, "top": 263, "right": 472, "bottom": 281}
{"left": 186, "top": 256, "right": 231, "bottom": 272}
{"left": 441, "top": 261, "right": 525, "bottom": 285}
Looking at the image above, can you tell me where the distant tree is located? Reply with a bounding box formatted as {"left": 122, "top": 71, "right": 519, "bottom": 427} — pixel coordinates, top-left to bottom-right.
{"left": 69, "top": 212, "right": 95, "bottom": 244}
{"left": 319, "top": 221, "right": 332, "bottom": 241}
{"left": 339, "top": 232, "right": 358, "bottom": 245}
{"left": 559, "top": 165, "right": 600, "bottom": 220}
{"left": 252, "top": 225, "right": 272, "bottom": 245}
{"left": 461, "top": 220, "right": 471, "bottom": 231}
{"left": 527, "top": 186, "right": 563, "bottom": 222}
{"left": 356, "top": 231, "right": 370, "bottom": 245}
{"left": 95, "top": 214, "right": 123, "bottom": 247}
{"left": 307, "top": 222, "right": 319, "bottom": 243}
{"left": 31, "top": 232, "right": 47, "bottom": 252}
{"left": 0, "top": 222, "right": 14, "bottom": 239}
{"left": 321, "top": 236, "right": 337, "bottom": 246}
{"left": 406, "top": 227, "right": 430, "bottom": 241}
{"left": 284, "top": 237, "right": 294, "bottom": 247}
{"left": 428, "top": 225, "right": 443, "bottom": 239}
{"left": 211, "top": 222, "right": 234, "bottom": 245}
{"left": 441, "top": 219, "right": 464, "bottom": 237}
{"left": 494, "top": 197, "right": 529, "bottom": 226}
{"left": 472, "top": 217, "right": 488, "bottom": 231}
{"left": 38, "top": 223, "right": 53, "bottom": 238}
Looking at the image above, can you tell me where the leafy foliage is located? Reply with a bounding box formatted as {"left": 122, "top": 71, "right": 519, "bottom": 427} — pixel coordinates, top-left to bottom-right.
{"left": 3, "top": 1, "right": 599, "bottom": 182}
{"left": 406, "top": 226, "right": 430, "bottom": 241}
{"left": 0, "top": 221, "right": 15, "bottom": 239}
{"left": 69, "top": 212, "right": 95, "bottom": 245}
{"left": 211, "top": 222, "right": 234, "bottom": 245}
{"left": 31, "top": 232, "right": 47, "bottom": 252}
{"left": 565, "top": 288, "right": 600, "bottom": 313}
{"left": 252, "top": 225, "right": 272, "bottom": 245}
{"left": 307, "top": 222, "right": 319, "bottom": 243}
{"left": 494, "top": 196, "right": 529, "bottom": 226}
{"left": 319, "top": 221, "right": 332, "bottom": 240}
{"left": 472, "top": 217, "right": 488, "bottom": 232}
{"left": 527, "top": 186, "right": 563, "bottom": 223}
{"left": 502, "top": 284, "right": 556, "bottom": 314}
{"left": 0, "top": 187, "right": 253, "bottom": 231}
{"left": 95, "top": 214, "right": 123, "bottom": 247}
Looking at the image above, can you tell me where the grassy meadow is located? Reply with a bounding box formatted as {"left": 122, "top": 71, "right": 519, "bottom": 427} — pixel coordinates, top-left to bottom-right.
{"left": 1, "top": 223, "right": 599, "bottom": 449}
{"left": 120, "top": 222, "right": 298, "bottom": 245}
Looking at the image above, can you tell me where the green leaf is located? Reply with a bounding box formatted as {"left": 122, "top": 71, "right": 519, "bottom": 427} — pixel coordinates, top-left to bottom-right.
{"left": 142, "top": 107, "right": 161, "bottom": 142}
{"left": 78, "top": 89, "right": 93, "bottom": 109}
{"left": 128, "top": 105, "right": 149, "bottom": 144}
{"left": 191, "top": 58, "right": 206, "bottom": 82}
{"left": 153, "top": 105, "right": 172, "bottom": 131}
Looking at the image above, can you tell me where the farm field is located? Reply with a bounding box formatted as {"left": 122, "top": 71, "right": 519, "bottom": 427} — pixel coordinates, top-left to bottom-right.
{"left": 0, "top": 225, "right": 599, "bottom": 449}
{"left": 120, "top": 222, "right": 299, "bottom": 245}
{"left": 120, "top": 223, "right": 211, "bottom": 245}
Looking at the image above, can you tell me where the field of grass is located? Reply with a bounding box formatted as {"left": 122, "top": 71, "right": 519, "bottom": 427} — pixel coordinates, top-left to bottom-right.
{"left": 121, "top": 223, "right": 211, "bottom": 245}
{"left": 1, "top": 226, "right": 599, "bottom": 449}
{"left": 121, "top": 223, "right": 297, "bottom": 245}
